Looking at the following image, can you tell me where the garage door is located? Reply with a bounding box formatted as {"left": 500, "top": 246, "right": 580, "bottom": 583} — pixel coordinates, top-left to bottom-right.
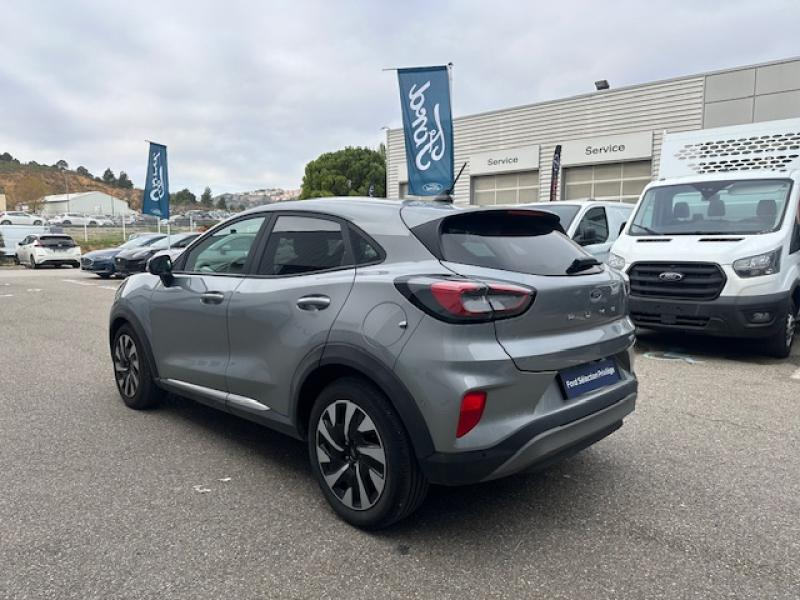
{"left": 471, "top": 171, "right": 539, "bottom": 205}
{"left": 563, "top": 160, "right": 652, "bottom": 203}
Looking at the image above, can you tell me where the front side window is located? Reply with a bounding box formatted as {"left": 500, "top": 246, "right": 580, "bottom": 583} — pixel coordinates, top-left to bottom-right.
{"left": 182, "top": 216, "right": 266, "bottom": 273}
{"left": 629, "top": 179, "right": 793, "bottom": 236}
{"left": 574, "top": 207, "right": 609, "bottom": 245}
{"left": 258, "top": 216, "right": 348, "bottom": 276}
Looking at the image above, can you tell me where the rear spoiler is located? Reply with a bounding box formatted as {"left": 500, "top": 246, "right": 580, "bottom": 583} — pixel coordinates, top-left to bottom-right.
{"left": 406, "top": 208, "right": 566, "bottom": 261}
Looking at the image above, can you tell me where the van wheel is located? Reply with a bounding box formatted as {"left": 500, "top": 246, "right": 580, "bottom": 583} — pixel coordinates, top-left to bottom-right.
{"left": 308, "top": 377, "right": 428, "bottom": 530}
{"left": 763, "top": 300, "right": 797, "bottom": 359}
{"left": 112, "top": 325, "right": 163, "bottom": 409}
{"left": 30, "top": 257, "right": 38, "bottom": 270}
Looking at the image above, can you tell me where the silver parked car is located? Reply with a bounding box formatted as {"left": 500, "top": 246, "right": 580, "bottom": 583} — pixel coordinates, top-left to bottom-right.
{"left": 109, "top": 198, "right": 637, "bottom": 528}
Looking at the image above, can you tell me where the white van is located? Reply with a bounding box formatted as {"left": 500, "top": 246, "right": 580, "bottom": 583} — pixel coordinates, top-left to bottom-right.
{"left": 609, "top": 118, "right": 800, "bottom": 357}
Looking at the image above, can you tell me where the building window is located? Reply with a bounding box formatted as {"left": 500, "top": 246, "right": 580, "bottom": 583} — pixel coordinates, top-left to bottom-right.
{"left": 471, "top": 171, "right": 539, "bottom": 205}
{"left": 563, "top": 160, "right": 652, "bottom": 203}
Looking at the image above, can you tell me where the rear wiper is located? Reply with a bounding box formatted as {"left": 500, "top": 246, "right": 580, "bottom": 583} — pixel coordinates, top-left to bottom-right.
{"left": 629, "top": 223, "right": 661, "bottom": 235}
{"left": 567, "top": 257, "right": 601, "bottom": 274}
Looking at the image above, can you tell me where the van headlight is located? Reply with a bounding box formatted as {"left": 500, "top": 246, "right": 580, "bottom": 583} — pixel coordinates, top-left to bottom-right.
{"left": 732, "top": 248, "right": 781, "bottom": 277}
{"left": 608, "top": 253, "right": 626, "bottom": 271}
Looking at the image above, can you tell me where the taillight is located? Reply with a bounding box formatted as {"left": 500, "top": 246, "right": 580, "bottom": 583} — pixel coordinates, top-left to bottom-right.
{"left": 33, "top": 241, "right": 43, "bottom": 247}
{"left": 457, "top": 391, "right": 487, "bottom": 438}
{"left": 395, "top": 276, "right": 534, "bottom": 323}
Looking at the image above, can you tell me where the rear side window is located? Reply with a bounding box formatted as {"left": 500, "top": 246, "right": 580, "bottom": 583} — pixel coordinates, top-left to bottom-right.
{"left": 350, "top": 227, "right": 383, "bottom": 265}
{"left": 426, "top": 211, "right": 597, "bottom": 276}
{"left": 40, "top": 236, "right": 76, "bottom": 247}
{"left": 258, "top": 216, "right": 349, "bottom": 276}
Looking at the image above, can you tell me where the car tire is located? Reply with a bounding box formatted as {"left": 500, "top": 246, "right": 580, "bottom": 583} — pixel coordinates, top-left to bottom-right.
{"left": 763, "top": 300, "right": 798, "bottom": 359}
{"left": 99, "top": 273, "right": 112, "bottom": 279}
{"left": 112, "top": 325, "right": 163, "bottom": 410}
{"left": 63, "top": 220, "right": 72, "bottom": 225}
{"left": 0, "top": 220, "right": 10, "bottom": 225}
{"left": 308, "top": 377, "right": 428, "bottom": 530}
{"left": 33, "top": 220, "right": 42, "bottom": 225}
{"left": 30, "top": 256, "right": 38, "bottom": 270}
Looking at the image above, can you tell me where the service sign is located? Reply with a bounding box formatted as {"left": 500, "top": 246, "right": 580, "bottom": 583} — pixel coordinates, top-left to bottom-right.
{"left": 397, "top": 66, "right": 454, "bottom": 196}
{"left": 469, "top": 145, "right": 540, "bottom": 176}
{"left": 561, "top": 131, "right": 652, "bottom": 166}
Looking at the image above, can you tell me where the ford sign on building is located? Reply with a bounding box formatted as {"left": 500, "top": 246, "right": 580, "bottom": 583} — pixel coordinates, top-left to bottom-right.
{"left": 386, "top": 57, "right": 800, "bottom": 206}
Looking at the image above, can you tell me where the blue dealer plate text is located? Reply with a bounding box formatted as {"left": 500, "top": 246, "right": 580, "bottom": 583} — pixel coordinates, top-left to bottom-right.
{"left": 558, "top": 358, "right": 620, "bottom": 399}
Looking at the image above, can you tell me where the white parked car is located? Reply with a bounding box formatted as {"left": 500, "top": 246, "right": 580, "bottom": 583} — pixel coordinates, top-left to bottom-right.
{"left": 50, "top": 213, "right": 94, "bottom": 226}
{"left": 87, "top": 215, "right": 115, "bottom": 226}
{"left": 0, "top": 211, "right": 47, "bottom": 226}
{"left": 519, "top": 200, "right": 634, "bottom": 263}
{"left": 15, "top": 234, "right": 81, "bottom": 268}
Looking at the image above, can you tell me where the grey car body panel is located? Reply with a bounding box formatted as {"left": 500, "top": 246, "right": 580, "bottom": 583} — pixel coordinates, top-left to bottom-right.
{"left": 110, "top": 197, "right": 637, "bottom": 485}
{"left": 227, "top": 267, "right": 357, "bottom": 415}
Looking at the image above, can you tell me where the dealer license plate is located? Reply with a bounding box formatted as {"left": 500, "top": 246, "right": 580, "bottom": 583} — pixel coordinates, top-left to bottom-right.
{"left": 558, "top": 358, "right": 620, "bottom": 400}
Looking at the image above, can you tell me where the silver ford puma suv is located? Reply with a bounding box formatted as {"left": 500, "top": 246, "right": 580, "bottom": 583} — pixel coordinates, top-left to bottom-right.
{"left": 109, "top": 198, "right": 637, "bottom": 529}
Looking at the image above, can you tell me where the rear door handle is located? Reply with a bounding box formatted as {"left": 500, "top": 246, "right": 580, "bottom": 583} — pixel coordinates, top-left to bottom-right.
{"left": 200, "top": 291, "right": 225, "bottom": 305}
{"left": 296, "top": 295, "right": 331, "bottom": 311}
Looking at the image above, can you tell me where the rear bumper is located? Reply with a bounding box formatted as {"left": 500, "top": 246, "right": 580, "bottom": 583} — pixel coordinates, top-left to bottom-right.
{"left": 419, "top": 378, "right": 637, "bottom": 485}
{"left": 630, "top": 292, "right": 790, "bottom": 338}
{"left": 37, "top": 257, "right": 80, "bottom": 266}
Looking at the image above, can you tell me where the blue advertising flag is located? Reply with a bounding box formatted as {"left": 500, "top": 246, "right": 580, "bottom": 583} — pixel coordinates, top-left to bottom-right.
{"left": 397, "top": 66, "right": 454, "bottom": 196}
{"left": 142, "top": 142, "right": 169, "bottom": 219}
{"left": 549, "top": 144, "right": 562, "bottom": 202}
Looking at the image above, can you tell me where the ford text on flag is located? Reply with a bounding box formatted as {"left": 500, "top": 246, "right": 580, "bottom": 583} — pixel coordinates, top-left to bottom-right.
{"left": 142, "top": 142, "right": 170, "bottom": 219}
{"left": 397, "top": 66, "right": 454, "bottom": 196}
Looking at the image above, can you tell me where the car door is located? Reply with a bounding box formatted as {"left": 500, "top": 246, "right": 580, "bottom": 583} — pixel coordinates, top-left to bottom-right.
{"left": 17, "top": 236, "right": 31, "bottom": 262}
{"left": 573, "top": 206, "right": 612, "bottom": 262}
{"left": 148, "top": 214, "right": 268, "bottom": 397}
{"left": 225, "top": 213, "right": 357, "bottom": 419}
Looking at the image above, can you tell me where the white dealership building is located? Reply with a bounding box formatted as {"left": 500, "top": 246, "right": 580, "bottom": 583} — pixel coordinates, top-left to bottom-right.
{"left": 385, "top": 57, "right": 800, "bottom": 206}
{"left": 39, "top": 191, "right": 135, "bottom": 217}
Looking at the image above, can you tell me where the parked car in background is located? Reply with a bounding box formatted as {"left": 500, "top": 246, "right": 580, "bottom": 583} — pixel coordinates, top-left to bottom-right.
{"left": 16, "top": 234, "right": 81, "bottom": 268}
{"left": 49, "top": 213, "right": 90, "bottom": 226}
{"left": 81, "top": 233, "right": 167, "bottom": 278}
{"left": 109, "top": 198, "right": 637, "bottom": 528}
{"left": 519, "top": 200, "right": 634, "bottom": 263}
{"left": 0, "top": 211, "right": 46, "bottom": 226}
{"left": 87, "top": 215, "right": 115, "bottom": 227}
{"left": 114, "top": 232, "right": 200, "bottom": 276}
{"left": 147, "top": 233, "right": 203, "bottom": 264}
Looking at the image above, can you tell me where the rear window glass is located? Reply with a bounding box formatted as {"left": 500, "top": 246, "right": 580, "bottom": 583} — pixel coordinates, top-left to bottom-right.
{"left": 40, "top": 236, "right": 76, "bottom": 247}
{"left": 436, "top": 211, "right": 596, "bottom": 276}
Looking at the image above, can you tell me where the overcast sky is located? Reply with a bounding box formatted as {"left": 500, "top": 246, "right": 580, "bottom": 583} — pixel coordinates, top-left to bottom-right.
{"left": 0, "top": 0, "right": 796, "bottom": 195}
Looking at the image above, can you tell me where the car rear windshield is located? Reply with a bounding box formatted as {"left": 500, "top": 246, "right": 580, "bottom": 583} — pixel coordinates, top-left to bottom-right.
{"left": 417, "top": 210, "right": 599, "bottom": 276}
{"left": 40, "top": 236, "right": 76, "bottom": 247}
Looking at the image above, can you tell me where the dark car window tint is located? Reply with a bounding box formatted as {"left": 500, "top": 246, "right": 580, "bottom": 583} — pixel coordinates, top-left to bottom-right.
{"left": 435, "top": 211, "right": 598, "bottom": 276}
{"left": 258, "top": 216, "right": 347, "bottom": 276}
{"left": 182, "top": 216, "right": 265, "bottom": 274}
{"left": 350, "top": 228, "right": 382, "bottom": 265}
{"left": 40, "top": 236, "right": 76, "bottom": 247}
{"left": 575, "top": 207, "right": 609, "bottom": 245}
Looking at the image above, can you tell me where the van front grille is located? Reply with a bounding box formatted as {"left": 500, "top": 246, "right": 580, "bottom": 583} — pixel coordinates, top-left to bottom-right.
{"left": 628, "top": 262, "right": 725, "bottom": 301}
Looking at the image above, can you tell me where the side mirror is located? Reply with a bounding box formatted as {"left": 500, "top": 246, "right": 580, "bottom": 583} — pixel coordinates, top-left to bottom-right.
{"left": 618, "top": 221, "right": 627, "bottom": 236}
{"left": 148, "top": 254, "right": 173, "bottom": 285}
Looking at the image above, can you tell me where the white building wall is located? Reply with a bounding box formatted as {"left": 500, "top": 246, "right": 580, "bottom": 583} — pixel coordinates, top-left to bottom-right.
{"left": 386, "top": 59, "right": 800, "bottom": 207}
{"left": 41, "top": 192, "right": 134, "bottom": 216}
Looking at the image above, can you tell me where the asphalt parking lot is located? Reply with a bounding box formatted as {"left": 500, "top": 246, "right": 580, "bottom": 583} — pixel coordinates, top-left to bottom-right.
{"left": 1, "top": 267, "right": 798, "bottom": 599}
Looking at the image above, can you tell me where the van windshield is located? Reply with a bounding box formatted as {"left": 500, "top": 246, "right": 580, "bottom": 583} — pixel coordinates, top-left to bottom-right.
{"left": 629, "top": 179, "right": 792, "bottom": 236}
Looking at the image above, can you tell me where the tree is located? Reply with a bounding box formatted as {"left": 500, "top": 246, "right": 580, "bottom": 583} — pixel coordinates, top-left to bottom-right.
{"left": 102, "top": 168, "right": 117, "bottom": 185}
{"left": 216, "top": 196, "right": 227, "bottom": 210}
{"left": 13, "top": 176, "right": 49, "bottom": 212}
{"left": 170, "top": 188, "right": 196, "bottom": 205}
{"left": 0, "top": 152, "right": 14, "bottom": 162}
{"left": 117, "top": 171, "right": 134, "bottom": 189}
{"left": 200, "top": 186, "right": 213, "bottom": 207}
{"left": 300, "top": 146, "right": 386, "bottom": 200}
{"left": 76, "top": 166, "right": 93, "bottom": 179}
{"left": 54, "top": 159, "right": 69, "bottom": 170}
